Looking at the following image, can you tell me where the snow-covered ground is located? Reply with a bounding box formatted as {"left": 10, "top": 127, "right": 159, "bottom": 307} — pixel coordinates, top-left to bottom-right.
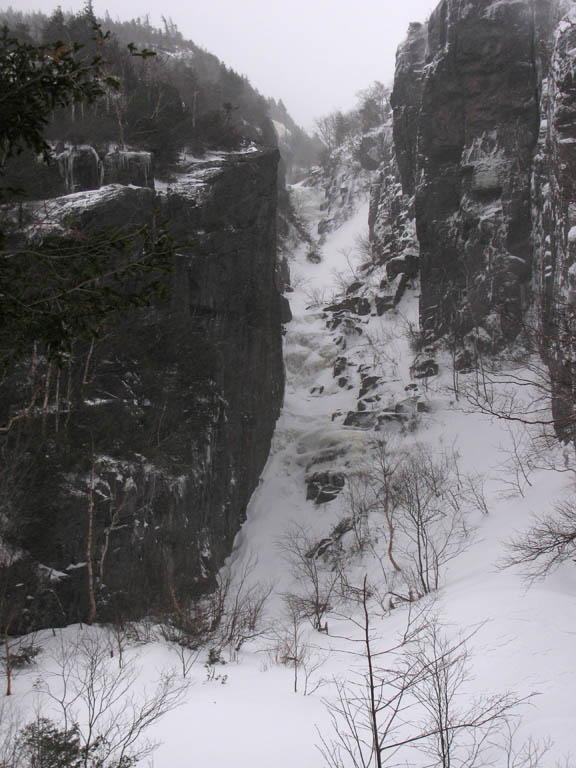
{"left": 5, "top": 190, "right": 576, "bottom": 767}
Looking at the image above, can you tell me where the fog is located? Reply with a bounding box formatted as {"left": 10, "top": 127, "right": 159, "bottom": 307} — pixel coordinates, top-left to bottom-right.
{"left": 12, "top": 0, "right": 439, "bottom": 130}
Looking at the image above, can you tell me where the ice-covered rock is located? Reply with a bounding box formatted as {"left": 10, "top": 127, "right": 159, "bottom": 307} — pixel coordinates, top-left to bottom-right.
{"left": 103, "top": 150, "right": 155, "bottom": 189}
{"left": 56, "top": 145, "right": 103, "bottom": 193}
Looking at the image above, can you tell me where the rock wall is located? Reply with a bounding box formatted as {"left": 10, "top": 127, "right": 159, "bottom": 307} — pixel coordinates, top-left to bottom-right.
{"left": 392, "top": 0, "right": 552, "bottom": 345}
{"left": 368, "top": 123, "right": 419, "bottom": 298}
{"left": 0, "top": 150, "right": 285, "bottom": 627}
{"left": 372, "top": 0, "right": 576, "bottom": 427}
{"left": 533, "top": 5, "right": 576, "bottom": 440}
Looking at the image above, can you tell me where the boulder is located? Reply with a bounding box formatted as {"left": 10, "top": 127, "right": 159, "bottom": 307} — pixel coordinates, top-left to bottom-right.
{"left": 412, "top": 359, "right": 439, "bottom": 379}
{"left": 375, "top": 295, "right": 395, "bottom": 315}
{"left": 306, "top": 471, "right": 346, "bottom": 504}
{"left": 344, "top": 411, "right": 379, "bottom": 429}
{"left": 359, "top": 375, "right": 381, "bottom": 399}
{"left": 333, "top": 356, "right": 348, "bottom": 377}
{"left": 324, "top": 297, "right": 371, "bottom": 316}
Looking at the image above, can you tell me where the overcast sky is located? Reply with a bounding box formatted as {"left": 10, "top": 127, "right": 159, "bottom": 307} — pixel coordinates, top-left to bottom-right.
{"left": 12, "top": 0, "right": 439, "bottom": 130}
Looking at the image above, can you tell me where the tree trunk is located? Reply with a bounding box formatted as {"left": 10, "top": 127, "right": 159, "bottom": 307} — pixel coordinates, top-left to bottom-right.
{"left": 86, "top": 458, "right": 97, "bottom": 625}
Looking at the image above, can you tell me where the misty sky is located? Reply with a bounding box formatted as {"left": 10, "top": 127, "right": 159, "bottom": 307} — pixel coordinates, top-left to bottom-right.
{"left": 12, "top": 0, "right": 439, "bottom": 130}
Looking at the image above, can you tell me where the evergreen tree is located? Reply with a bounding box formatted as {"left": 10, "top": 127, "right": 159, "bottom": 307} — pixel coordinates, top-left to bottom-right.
{"left": 0, "top": 28, "right": 173, "bottom": 367}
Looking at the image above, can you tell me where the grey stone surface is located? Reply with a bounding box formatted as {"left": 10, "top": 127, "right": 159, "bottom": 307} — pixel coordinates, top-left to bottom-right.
{"left": 0, "top": 150, "right": 285, "bottom": 627}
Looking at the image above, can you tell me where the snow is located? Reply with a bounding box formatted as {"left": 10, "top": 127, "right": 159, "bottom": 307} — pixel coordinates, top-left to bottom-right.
{"left": 4, "top": 186, "right": 576, "bottom": 768}
{"left": 483, "top": 0, "right": 528, "bottom": 18}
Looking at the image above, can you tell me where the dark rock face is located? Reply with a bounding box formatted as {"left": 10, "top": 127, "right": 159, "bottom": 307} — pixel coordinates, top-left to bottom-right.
{"left": 377, "top": 0, "right": 576, "bottom": 439}
{"left": 333, "top": 356, "right": 349, "bottom": 378}
{"left": 1, "top": 150, "right": 284, "bottom": 627}
{"left": 357, "top": 135, "right": 386, "bottom": 171}
{"left": 393, "top": 0, "right": 544, "bottom": 342}
{"left": 375, "top": 295, "right": 395, "bottom": 316}
{"left": 392, "top": 23, "right": 427, "bottom": 198}
{"left": 359, "top": 375, "right": 381, "bottom": 399}
{"left": 532, "top": 4, "right": 576, "bottom": 440}
{"left": 368, "top": 121, "right": 419, "bottom": 308}
{"left": 386, "top": 253, "right": 418, "bottom": 281}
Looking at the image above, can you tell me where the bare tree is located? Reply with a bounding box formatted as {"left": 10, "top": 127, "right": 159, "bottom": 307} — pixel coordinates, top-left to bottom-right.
{"left": 319, "top": 582, "right": 531, "bottom": 768}
{"left": 0, "top": 550, "right": 31, "bottom": 697}
{"left": 272, "top": 595, "right": 327, "bottom": 695}
{"left": 168, "top": 637, "right": 200, "bottom": 680}
{"left": 315, "top": 112, "right": 351, "bottom": 155}
{"left": 279, "top": 525, "right": 341, "bottom": 631}
{"left": 273, "top": 595, "right": 308, "bottom": 694}
{"left": 0, "top": 696, "right": 25, "bottom": 766}
{"left": 37, "top": 630, "right": 188, "bottom": 767}
{"left": 499, "top": 720, "right": 553, "bottom": 768}
{"left": 157, "top": 619, "right": 201, "bottom": 679}
{"left": 395, "top": 448, "right": 472, "bottom": 597}
{"left": 455, "top": 307, "right": 576, "bottom": 447}
{"left": 502, "top": 497, "right": 576, "bottom": 582}
{"left": 163, "top": 555, "right": 272, "bottom": 659}
{"left": 210, "top": 557, "right": 273, "bottom": 658}
{"left": 319, "top": 578, "right": 430, "bottom": 768}
{"left": 368, "top": 440, "right": 404, "bottom": 573}
{"left": 104, "top": 618, "right": 136, "bottom": 670}
{"left": 345, "top": 474, "right": 374, "bottom": 555}
{"left": 85, "top": 456, "right": 97, "bottom": 627}
{"left": 408, "top": 621, "right": 524, "bottom": 768}
{"left": 338, "top": 442, "right": 478, "bottom": 608}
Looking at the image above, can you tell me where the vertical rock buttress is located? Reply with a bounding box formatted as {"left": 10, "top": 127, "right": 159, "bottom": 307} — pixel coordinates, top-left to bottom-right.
{"left": 533, "top": 5, "right": 576, "bottom": 439}
{"left": 0, "top": 150, "right": 285, "bottom": 626}
{"left": 378, "top": 0, "right": 576, "bottom": 435}
{"left": 392, "top": 0, "right": 547, "bottom": 345}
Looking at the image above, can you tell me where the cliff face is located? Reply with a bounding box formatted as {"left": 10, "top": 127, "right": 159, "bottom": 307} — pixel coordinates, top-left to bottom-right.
{"left": 1, "top": 150, "right": 285, "bottom": 627}
{"left": 391, "top": 0, "right": 553, "bottom": 344}
{"left": 533, "top": 6, "right": 576, "bottom": 439}
{"left": 372, "top": 0, "right": 576, "bottom": 421}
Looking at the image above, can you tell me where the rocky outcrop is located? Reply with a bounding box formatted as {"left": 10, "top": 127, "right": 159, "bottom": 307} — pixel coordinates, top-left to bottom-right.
{"left": 0, "top": 149, "right": 285, "bottom": 627}
{"left": 368, "top": 125, "right": 418, "bottom": 265}
{"left": 55, "top": 147, "right": 156, "bottom": 194}
{"left": 306, "top": 471, "right": 346, "bottom": 504}
{"left": 57, "top": 145, "right": 103, "bottom": 193}
{"left": 367, "top": 107, "right": 419, "bottom": 308}
{"left": 103, "top": 150, "right": 155, "bottom": 188}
